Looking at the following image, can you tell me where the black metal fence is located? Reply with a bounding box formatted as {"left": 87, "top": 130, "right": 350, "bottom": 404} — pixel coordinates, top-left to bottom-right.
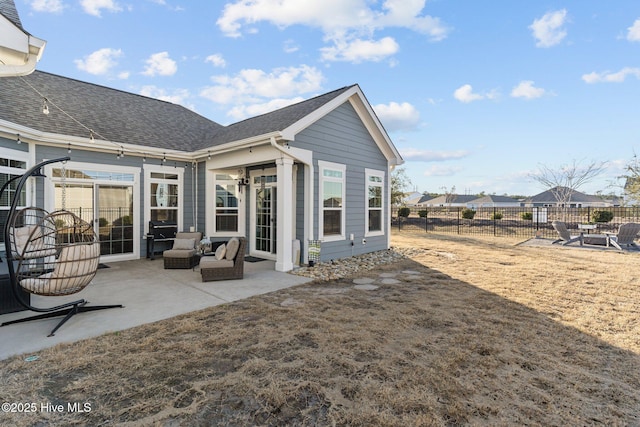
{"left": 391, "top": 206, "right": 640, "bottom": 239}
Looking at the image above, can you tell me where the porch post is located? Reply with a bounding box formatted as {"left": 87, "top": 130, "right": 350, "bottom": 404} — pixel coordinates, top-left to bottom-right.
{"left": 276, "top": 157, "right": 294, "bottom": 272}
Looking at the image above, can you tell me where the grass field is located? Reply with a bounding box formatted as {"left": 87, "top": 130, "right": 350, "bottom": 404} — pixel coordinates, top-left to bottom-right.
{"left": 1, "top": 231, "right": 639, "bottom": 426}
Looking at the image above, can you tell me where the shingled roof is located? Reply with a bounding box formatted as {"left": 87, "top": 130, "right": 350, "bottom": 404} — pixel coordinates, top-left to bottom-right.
{"left": 0, "top": 0, "right": 22, "bottom": 29}
{"left": 0, "top": 70, "right": 356, "bottom": 153}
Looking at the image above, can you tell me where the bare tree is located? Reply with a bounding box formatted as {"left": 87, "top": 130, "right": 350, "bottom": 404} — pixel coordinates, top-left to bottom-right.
{"left": 531, "top": 159, "right": 607, "bottom": 219}
{"left": 390, "top": 167, "right": 412, "bottom": 207}
{"left": 620, "top": 152, "right": 640, "bottom": 206}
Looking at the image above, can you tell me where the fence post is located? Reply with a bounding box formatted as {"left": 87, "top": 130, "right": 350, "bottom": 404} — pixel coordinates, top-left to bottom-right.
{"left": 493, "top": 207, "right": 497, "bottom": 236}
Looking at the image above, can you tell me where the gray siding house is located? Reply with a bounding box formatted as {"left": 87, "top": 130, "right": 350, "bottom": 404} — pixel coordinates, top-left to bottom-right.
{"left": 0, "top": 71, "right": 403, "bottom": 271}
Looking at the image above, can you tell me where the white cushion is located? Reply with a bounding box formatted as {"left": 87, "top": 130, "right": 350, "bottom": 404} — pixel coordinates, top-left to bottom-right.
{"left": 172, "top": 238, "right": 195, "bottom": 250}
{"left": 225, "top": 237, "right": 240, "bottom": 260}
{"left": 200, "top": 258, "right": 234, "bottom": 269}
{"left": 215, "top": 243, "right": 226, "bottom": 260}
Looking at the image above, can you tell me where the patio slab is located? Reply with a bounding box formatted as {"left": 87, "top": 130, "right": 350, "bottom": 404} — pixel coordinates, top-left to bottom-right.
{"left": 0, "top": 257, "right": 312, "bottom": 360}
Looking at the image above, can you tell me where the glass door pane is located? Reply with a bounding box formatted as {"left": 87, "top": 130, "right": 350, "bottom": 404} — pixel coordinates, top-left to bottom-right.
{"left": 255, "top": 187, "right": 277, "bottom": 254}
{"left": 98, "top": 185, "right": 133, "bottom": 255}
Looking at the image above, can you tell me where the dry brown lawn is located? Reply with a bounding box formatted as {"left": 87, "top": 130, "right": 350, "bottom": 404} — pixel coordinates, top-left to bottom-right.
{"left": 2, "top": 231, "right": 640, "bottom": 426}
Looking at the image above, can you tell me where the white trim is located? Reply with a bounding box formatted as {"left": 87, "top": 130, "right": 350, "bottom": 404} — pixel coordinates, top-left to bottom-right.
{"left": 365, "top": 168, "right": 385, "bottom": 237}
{"left": 209, "top": 168, "right": 246, "bottom": 238}
{"left": 45, "top": 160, "right": 141, "bottom": 262}
{"left": 143, "top": 164, "right": 184, "bottom": 235}
{"left": 318, "top": 160, "right": 346, "bottom": 242}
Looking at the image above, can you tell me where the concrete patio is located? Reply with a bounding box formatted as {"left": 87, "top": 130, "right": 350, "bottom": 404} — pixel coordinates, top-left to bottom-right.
{"left": 0, "top": 257, "right": 312, "bottom": 360}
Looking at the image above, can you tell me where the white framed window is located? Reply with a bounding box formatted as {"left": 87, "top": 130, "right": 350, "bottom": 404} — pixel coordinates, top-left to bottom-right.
{"left": 214, "top": 172, "right": 240, "bottom": 233}
{"left": 144, "top": 164, "right": 183, "bottom": 233}
{"left": 365, "top": 169, "right": 385, "bottom": 237}
{"left": 0, "top": 150, "right": 29, "bottom": 210}
{"left": 318, "top": 160, "right": 346, "bottom": 242}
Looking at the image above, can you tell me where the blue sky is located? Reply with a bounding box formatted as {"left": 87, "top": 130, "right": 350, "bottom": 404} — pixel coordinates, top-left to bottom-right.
{"left": 16, "top": 0, "right": 640, "bottom": 196}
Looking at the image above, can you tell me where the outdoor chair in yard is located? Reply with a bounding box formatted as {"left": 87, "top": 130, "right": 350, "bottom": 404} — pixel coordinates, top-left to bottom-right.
{"left": 200, "top": 237, "right": 246, "bottom": 282}
{"left": 163, "top": 231, "right": 202, "bottom": 269}
{"left": 604, "top": 223, "right": 640, "bottom": 251}
{"left": 552, "top": 221, "right": 583, "bottom": 246}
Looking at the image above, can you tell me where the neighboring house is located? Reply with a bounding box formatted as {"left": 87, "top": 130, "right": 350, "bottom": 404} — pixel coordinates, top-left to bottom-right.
{"left": 521, "top": 186, "right": 615, "bottom": 208}
{"left": 403, "top": 192, "right": 433, "bottom": 206}
{"left": 467, "top": 195, "right": 521, "bottom": 209}
{"left": 0, "top": 0, "right": 46, "bottom": 76}
{"left": 0, "top": 71, "right": 403, "bottom": 272}
{"left": 420, "top": 194, "right": 477, "bottom": 207}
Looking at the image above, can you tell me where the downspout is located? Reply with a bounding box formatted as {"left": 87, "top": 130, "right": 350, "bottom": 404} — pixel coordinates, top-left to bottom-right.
{"left": 270, "top": 136, "right": 314, "bottom": 264}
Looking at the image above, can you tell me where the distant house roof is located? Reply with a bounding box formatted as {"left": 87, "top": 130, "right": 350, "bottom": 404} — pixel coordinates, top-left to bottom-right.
{"left": 423, "top": 194, "right": 478, "bottom": 205}
{"left": 525, "top": 186, "right": 603, "bottom": 204}
{"left": 470, "top": 195, "right": 520, "bottom": 204}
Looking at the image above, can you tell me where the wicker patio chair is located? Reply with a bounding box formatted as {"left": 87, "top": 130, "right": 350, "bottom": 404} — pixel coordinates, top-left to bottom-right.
{"left": 163, "top": 231, "right": 202, "bottom": 269}
{"left": 200, "top": 237, "right": 246, "bottom": 282}
{"left": 551, "top": 221, "right": 583, "bottom": 246}
{"left": 604, "top": 223, "right": 640, "bottom": 250}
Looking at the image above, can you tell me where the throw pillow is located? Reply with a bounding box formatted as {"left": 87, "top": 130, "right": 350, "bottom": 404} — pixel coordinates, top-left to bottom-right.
{"left": 215, "top": 243, "right": 226, "bottom": 260}
{"left": 225, "top": 237, "right": 240, "bottom": 260}
{"left": 172, "top": 238, "right": 195, "bottom": 250}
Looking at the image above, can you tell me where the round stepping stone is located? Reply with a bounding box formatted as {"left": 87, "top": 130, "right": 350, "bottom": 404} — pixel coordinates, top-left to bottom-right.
{"left": 354, "top": 284, "right": 379, "bottom": 291}
{"left": 380, "top": 278, "right": 401, "bottom": 285}
{"left": 353, "top": 278, "right": 376, "bottom": 285}
{"left": 379, "top": 272, "right": 397, "bottom": 278}
{"left": 402, "top": 270, "right": 421, "bottom": 275}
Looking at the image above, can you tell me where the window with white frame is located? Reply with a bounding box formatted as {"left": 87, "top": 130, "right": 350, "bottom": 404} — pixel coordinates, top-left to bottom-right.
{"left": 318, "top": 161, "right": 346, "bottom": 241}
{"left": 144, "top": 165, "right": 183, "bottom": 232}
{"left": 365, "top": 169, "right": 384, "bottom": 236}
{"left": 214, "top": 172, "right": 240, "bottom": 232}
{"left": 0, "top": 150, "right": 28, "bottom": 210}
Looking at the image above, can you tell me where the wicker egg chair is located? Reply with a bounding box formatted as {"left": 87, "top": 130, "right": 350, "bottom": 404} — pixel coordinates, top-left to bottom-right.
{"left": 1, "top": 157, "right": 122, "bottom": 337}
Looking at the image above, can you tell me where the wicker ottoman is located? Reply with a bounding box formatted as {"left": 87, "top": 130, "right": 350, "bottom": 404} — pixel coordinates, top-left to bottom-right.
{"left": 163, "top": 250, "right": 200, "bottom": 269}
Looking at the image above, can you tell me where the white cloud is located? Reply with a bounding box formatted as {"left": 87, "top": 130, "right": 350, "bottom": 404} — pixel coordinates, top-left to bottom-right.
{"left": 139, "top": 85, "right": 192, "bottom": 106}
{"left": 227, "top": 97, "right": 305, "bottom": 121}
{"left": 142, "top": 52, "right": 178, "bottom": 76}
{"left": 582, "top": 67, "right": 640, "bottom": 83}
{"left": 373, "top": 102, "right": 420, "bottom": 132}
{"left": 510, "top": 80, "right": 546, "bottom": 99}
{"left": 453, "top": 84, "right": 498, "bottom": 103}
{"left": 205, "top": 54, "right": 226, "bottom": 68}
{"left": 402, "top": 148, "right": 470, "bottom": 162}
{"left": 320, "top": 37, "right": 399, "bottom": 63}
{"left": 283, "top": 39, "right": 299, "bottom": 53}
{"left": 529, "top": 9, "right": 568, "bottom": 48}
{"left": 423, "top": 164, "right": 463, "bottom": 177}
{"left": 80, "top": 0, "right": 122, "bottom": 17}
{"left": 74, "top": 48, "right": 123, "bottom": 75}
{"left": 29, "top": 0, "right": 64, "bottom": 13}
{"left": 627, "top": 19, "right": 640, "bottom": 42}
{"left": 216, "top": 0, "right": 449, "bottom": 63}
{"left": 200, "top": 65, "right": 324, "bottom": 104}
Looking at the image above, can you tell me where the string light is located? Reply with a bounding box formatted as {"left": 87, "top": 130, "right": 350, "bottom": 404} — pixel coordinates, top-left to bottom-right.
{"left": 207, "top": 150, "right": 211, "bottom": 160}
{"left": 89, "top": 130, "right": 95, "bottom": 143}
{"left": 16, "top": 134, "right": 21, "bottom": 144}
{"left": 67, "top": 143, "right": 71, "bottom": 154}
{"left": 249, "top": 146, "right": 252, "bottom": 153}
{"left": 42, "top": 98, "right": 49, "bottom": 115}
{"left": 143, "top": 154, "right": 147, "bottom": 162}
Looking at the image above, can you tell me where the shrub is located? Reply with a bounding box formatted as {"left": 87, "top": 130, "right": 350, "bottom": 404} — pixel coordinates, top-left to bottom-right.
{"left": 591, "top": 210, "right": 614, "bottom": 223}
{"left": 461, "top": 208, "right": 476, "bottom": 219}
{"left": 491, "top": 212, "right": 503, "bottom": 220}
{"left": 521, "top": 212, "right": 533, "bottom": 220}
{"left": 397, "top": 207, "right": 411, "bottom": 218}
{"left": 417, "top": 210, "right": 427, "bottom": 218}
{"left": 98, "top": 217, "right": 109, "bottom": 227}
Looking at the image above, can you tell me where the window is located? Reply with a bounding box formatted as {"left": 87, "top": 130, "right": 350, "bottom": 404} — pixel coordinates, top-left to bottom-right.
{"left": 144, "top": 165, "right": 183, "bottom": 234}
{"left": 214, "top": 173, "right": 239, "bottom": 232}
{"left": 0, "top": 152, "right": 28, "bottom": 209}
{"left": 318, "top": 161, "right": 346, "bottom": 241}
{"left": 365, "top": 169, "right": 385, "bottom": 236}
{"left": 150, "top": 172, "right": 179, "bottom": 223}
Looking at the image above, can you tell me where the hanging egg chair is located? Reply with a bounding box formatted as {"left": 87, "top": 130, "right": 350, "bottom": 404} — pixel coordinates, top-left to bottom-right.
{"left": 1, "top": 157, "right": 122, "bottom": 337}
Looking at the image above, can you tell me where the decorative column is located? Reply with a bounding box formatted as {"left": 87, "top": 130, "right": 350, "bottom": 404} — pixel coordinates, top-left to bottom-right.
{"left": 275, "top": 157, "right": 294, "bottom": 271}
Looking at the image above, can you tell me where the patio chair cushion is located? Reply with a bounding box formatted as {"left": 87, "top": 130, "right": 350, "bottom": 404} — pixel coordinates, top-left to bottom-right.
{"left": 172, "top": 238, "right": 195, "bottom": 250}
{"left": 163, "top": 248, "right": 197, "bottom": 258}
{"left": 215, "top": 243, "right": 226, "bottom": 260}
{"left": 200, "top": 258, "right": 234, "bottom": 269}
{"left": 225, "top": 237, "right": 240, "bottom": 260}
